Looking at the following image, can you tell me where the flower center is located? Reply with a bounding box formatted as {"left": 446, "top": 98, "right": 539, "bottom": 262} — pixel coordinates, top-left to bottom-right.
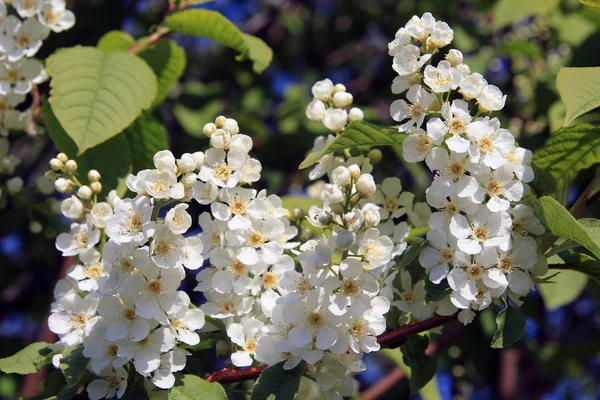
{"left": 170, "top": 318, "right": 185, "bottom": 329}
{"left": 510, "top": 220, "right": 526, "bottom": 237}
{"left": 123, "top": 307, "right": 136, "bottom": 321}
{"left": 384, "top": 198, "right": 398, "bottom": 211}
{"left": 447, "top": 118, "right": 465, "bottom": 135}
{"left": 222, "top": 300, "right": 236, "bottom": 312}
{"left": 472, "top": 227, "right": 488, "bottom": 243}
{"left": 127, "top": 213, "right": 142, "bottom": 232}
{"left": 146, "top": 279, "right": 163, "bottom": 295}
{"left": 120, "top": 259, "right": 134, "bottom": 273}
{"left": 249, "top": 232, "right": 264, "bottom": 248}
{"left": 447, "top": 161, "right": 464, "bottom": 178}
{"left": 486, "top": 180, "right": 503, "bottom": 196}
{"left": 262, "top": 272, "right": 277, "bottom": 289}
{"left": 74, "top": 313, "right": 87, "bottom": 327}
{"left": 307, "top": 311, "right": 324, "bottom": 328}
{"left": 499, "top": 256, "right": 513, "bottom": 273}
{"left": 416, "top": 133, "right": 432, "bottom": 155}
{"left": 154, "top": 240, "right": 171, "bottom": 257}
{"left": 231, "top": 260, "right": 247, "bottom": 276}
{"left": 243, "top": 339, "right": 257, "bottom": 353}
{"left": 138, "top": 336, "right": 150, "bottom": 347}
{"left": 43, "top": 11, "right": 61, "bottom": 25}
{"left": 342, "top": 280, "right": 359, "bottom": 296}
{"left": 298, "top": 277, "right": 311, "bottom": 293}
{"left": 477, "top": 137, "right": 494, "bottom": 154}
{"left": 6, "top": 70, "right": 20, "bottom": 83}
{"left": 231, "top": 198, "right": 246, "bottom": 215}
{"left": 445, "top": 203, "right": 458, "bottom": 216}
{"left": 402, "top": 291, "right": 415, "bottom": 303}
{"left": 107, "top": 344, "right": 119, "bottom": 359}
{"left": 213, "top": 163, "right": 232, "bottom": 182}
{"left": 73, "top": 232, "right": 88, "bottom": 247}
{"left": 467, "top": 264, "right": 482, "bottom": 280}
{"left": 440, "top": 248, "right": 453, "bottom": 262}
{"left": 17, "top": 35, "right": 32, "bottom": 49}
{"left": 86, "top": 263, "right": 104, "bottom": 279}
{"left": 410, "top": 103, "right": 425, "bottom": 120}
{"left": 350, "top": 320, "right": 367, "bottom": 337}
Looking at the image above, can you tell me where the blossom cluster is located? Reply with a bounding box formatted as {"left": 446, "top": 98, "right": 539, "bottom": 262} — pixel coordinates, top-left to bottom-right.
{"left": 305, "top": 79, "right": 364, "bottom": 134}
{"left": 388, "top": 13, "right": 547, "bottom": 323}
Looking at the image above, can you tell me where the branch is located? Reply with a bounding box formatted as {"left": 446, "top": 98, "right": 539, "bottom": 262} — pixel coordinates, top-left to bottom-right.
{"left": 203, "top": 312, "right": 459, "bottom": 384}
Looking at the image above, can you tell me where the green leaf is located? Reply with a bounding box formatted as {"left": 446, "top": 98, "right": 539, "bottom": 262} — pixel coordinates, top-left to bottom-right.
{"left": 539, "top": 270, "right": 589, "bottom": 309}
{"left": 251, "top": 361, "right": 306, "bottom": 400}
{"left": 558, "top": 250, "right": 600, "bottom": 283}
{"left": 401, "top": 335, "right": 437, "bottom": 393}
{"left": 0, "top": 342, "right": 51, "bottom": 375}
{"left": 164, "top": 9, "right": 272, "bottom": 74}
{"left": 550, "top": 13, "right": 596, "bottom": 47}
{"left": 580, "top": 0, "right": 600, "bottom": 8}
{"left": 490, "top": 305, "right": 526, "bottom": 348}
{"left": 97, "top": 31, "right": 135, "bottom": 52}
{"left": 299, "top": 121, "right": 405, "bottom": 169}
{"left": 43, "top": 100, "right": 133, "bottom": 197}
{"left": 557, "top": 68, "right": 600, "bottom": 126}
{"left": 124, "top": 112, "right": 169, "bottom": 172}
{"left": 46, "top": 46, "right": 157, "bottom": 154}
{"left": 492, "top": 0, "right": 560, "bottom": 29}
{"left": 59, "top": 345, "right": 88, "bottom": 387}
{"left": 138, "top": 39, "right": 186, "bottom": 109}
{"left": 173, "top": 100, "right": 224, "bottom": 138}
{"left": 168, "top": 374, "right": 226, "bottom": 400}
{"left": 424, "top": 279, "right": 451, "bottom": 303}
{"left": 535, "top": 197, "right": 600, "bottom": 259}
{"left": 532, "top": 124, "right": 600, "bottom": 195}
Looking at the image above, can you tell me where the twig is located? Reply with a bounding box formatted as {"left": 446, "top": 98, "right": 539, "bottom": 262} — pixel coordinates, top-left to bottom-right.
{"left": 203, "top": 313, "right": 459, "bottom": 384}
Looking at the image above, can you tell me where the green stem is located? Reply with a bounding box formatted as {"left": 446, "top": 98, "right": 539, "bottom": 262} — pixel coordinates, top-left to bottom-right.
{"left": 544, "top": 240, "right": 580, "bottom": 258}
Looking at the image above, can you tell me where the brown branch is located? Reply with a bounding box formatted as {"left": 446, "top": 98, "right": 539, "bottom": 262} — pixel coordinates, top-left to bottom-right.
{"left": 203, "top": 312, "right": 459, "bottom": 385}
{"left": 127, "top": 2, "right": 175, "bottom": 54}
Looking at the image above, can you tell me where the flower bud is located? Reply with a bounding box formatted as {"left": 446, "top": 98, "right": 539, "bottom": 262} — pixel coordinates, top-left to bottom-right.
{"left": 323, "top": 183, "right": 343, "bottom": 204}
{"left": 311, "top": 79, "right": 334, "bottom": 102}
{"left": 356, "top": 174, "right": 376, "bottom": 197}
{"left": 64, "top": 160, "right": 77, "bottom": 172}
{"left": 154, "top": 150, "right": 177, "bottom": 172}
{"left": 56, "top": 153, "right": 68, "bottom": 163}
{"left": 333, "top": 83, "right": 346, "bottom": 93}
{"left": 203, "top": 122, "right": 217, "bottom": 137}
{"left": 210, "top": 129, "right": 231, "bottom": 150}
{"left": 284, "top": 208, "right": 293, "bottom": 221}
{"left": 305, "top": 99, "right": 326, "bottom": 121}
{"left": 323, "top": 108, "right": 348, "bottom": 133}
{"left": 192, "top": 151, "right": 205, "bottom": 169}
{"left": 362, "top": 203, "right": 381, "bottom": 227}
{"left": 368, "top": 149, "right": 383, "bottom": 164}
{"left": 299, "top": 228, "right": 311, "bottom": 242}
{"left": 331, "top": 166, "right": 351, "bottom": 187}
{"left": 6, "top": 177, "right": 23, "bottom": 194}
{"left": 181, "top": 172, "right": 197, "bottom": 187}
{"left": 178, "top": 153, "right": 197, "bottom": 173}
{"left": 44, "top": 170, "right": 58, "bottom": 182}
{"left": 29, "top": 220, "right": 42, "bottom": 234}
{"left": 54, "top": 178, "right": 72, "bottom": 193}
{"left": 222, "top": 118, "right": 239, "bottom": 135}
{"left": 215, "top": 115, "right": 226, "bottom": 128}
{"left": 292, "top": 207, "right": 305, "bottom": 221}
{"left": 107, "top": 190, "right": 120, "bottom": 207}
{"left": 446, "top": 49, "right": 463, "bottom": 66}
{"left": 332, "top": 92, "right": 353, "bottom": 108}
{"left": 348, "top": 164, "right": 361, "bottom": 180}
{"left": 90, "top": 181, "right": 102, "bottom": 194}
{"left": 348, "top": 107, "right": 364, "bottom": 122}
{"left": 77, "top": 185, "right": 92, "bottom": 200}
{"left": 49, "top": 158, "right": 63, "bottom": 171}
{"left": 87, "top": 169, "right": 101, "bottom": 182}
{"left": 61, "top": 195, "right": 83, "bottom": 219}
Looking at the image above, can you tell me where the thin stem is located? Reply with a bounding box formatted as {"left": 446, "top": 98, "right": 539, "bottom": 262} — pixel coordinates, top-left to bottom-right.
{"left": 544, "top": 240, "right": 580, "bottom": 258}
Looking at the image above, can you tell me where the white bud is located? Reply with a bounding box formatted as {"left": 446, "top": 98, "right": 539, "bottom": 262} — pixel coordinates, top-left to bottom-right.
{"left": 323, "top": 108, "right": 348, "bottom": 133}
{"left": 446, "top": 49, "right": 463, "bottom": 66}
{"left": 356, "top": 174, "right": 376, "bottom": 197}
{"left": 90, "top": 202, "right": 113, "bottom": 229}
{"left": 35, "top": 176, "right": 54, "bottom": 195}
{"left": 29, "top": 221, "right": 43, "bottom": 234}
{"left": 153, "top": 150, "right": 177, "bottom": 172}
{"left": 203, "top": 122, "right": 217, "bottom": 137}
{"left": 44, "top": 171, "right": 58, "bottom": 182}
{"left": 323, "top": 183, "right": 344, "bottom": 204}
{"left": 61, "top": 195, "right": 83, "bottom": 219}
{"left": 331, "top": 166, "right": 351, "bottom": 187}
{"left": 6, "top": 177, "right": 23, "bottom": 194}
{"left": 348, "top": 164, "right": 361, "bottom": 180}
{"left": 222, "top": 118, "right": 239, "bottom": 135}
{"left": 107, "top": 190, "right": 120, "bottom": 207}
{"left": 192, "top": 151, "right": 205, "bottom": 169}
{"left": 54, "top": 178, "right": 72, "bottom": 193}
{"left": 215, "top": 115, "right": 226, "bottom": 128}
{"left": 90, "top": 181, "right": 102, "bottom": 194}
{"left": 87, "top": 169, "right": 101, "bottom": 182}
{"left": 332, "top": 92, "right": 353, "bottom": 108}
{"left": 311, "top": 79, "right": 334, "bottom": 102}
{"left": 348, "top": 107, "right": 364, "bottom": 122}
{"left": 305, "top": 99, "right": 327, "bottom": 121}
{"left": 49, "top": 158, "right": 63, "bottom": 171}
{"left": 56, "top": 153, "right": 68, "bottom": 163}
{"left": 179, "top": 153, "right": 197, "bottom": 173}
{"left": 77, "top": 185, "right": 92, "bottom": 200}
{"left": 64, "top": 160, "right": 78, "bottom": 172}
{"left": 333, "top": 83, "right": 346, "bottom": 93}
{"left": 210, "top": 129, "right": 231, "bottom": 150}
{"left": 362, "top": 203, "right": 381, "bottom": 227}
{"left": 181, "top": 172, "right": 197, "bottom": 187}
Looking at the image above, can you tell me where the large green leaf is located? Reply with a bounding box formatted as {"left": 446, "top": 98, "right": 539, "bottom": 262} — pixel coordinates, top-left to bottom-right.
{"left": 164, "top": 9, "right": 272, "bottom": 74}
{"left": 557, "top": 68, "right": 600, "bottom": 126}
{"left": 46, "top": 46, "right": 157, "bottom": 154}
{"left": 168, "top": 374, "right": 226, "bottom": 400}
{"left": 535, "top": 197, "right": 600, "bottom": 259}
{"left": 124, "top": 112, "right": 169, "bottom": 172}
{"left": 532, "top": 125, "right": 600, "bottom": 192}
{"left": 251, "top": 361, "right": 306, "bottom": 400}
{"left": 490, "top": 305, "right": 526, "bottom": 348}
{"left": 43, "top": 100, "right": 133, "bottom": 197}
{"left": 401, "top": 335, "right": 437, "bottom": 393}
{"left": 0, "top": 342, "right": 51, "bottom": 374}
{"left": 59, "top": 345, "right": 88, "bottom": 387}
{"left": 138, "top": 39, "right": 186, "bottom": 109}
{"left": 97, "top": 30, "right": 135, "bottom": 52}
{"left": 580, "top": 0, "right": 600, "bottom": 8}
{"left": 539, "top": 269, "right": 589, "bottom": 309}
{"left": 558, "top": 250, "right": 600, "bottom": 283}
{"left": 492, "top": 0, "right": 560, "bottom": 29}
{"left": 299, "top": 121, "right": 405, "bottom": 169}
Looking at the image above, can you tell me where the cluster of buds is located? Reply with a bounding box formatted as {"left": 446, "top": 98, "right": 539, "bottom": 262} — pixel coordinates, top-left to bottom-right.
{"left": 305, "top": 79, "right": 364, "bottom": 133}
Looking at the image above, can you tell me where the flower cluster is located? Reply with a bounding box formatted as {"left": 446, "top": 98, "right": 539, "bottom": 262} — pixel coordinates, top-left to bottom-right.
{"left": 305, "top": 79, "right": 364, "bottom": 134}
{"left": 388, "top": 12, "right": 546, "bottom": 323}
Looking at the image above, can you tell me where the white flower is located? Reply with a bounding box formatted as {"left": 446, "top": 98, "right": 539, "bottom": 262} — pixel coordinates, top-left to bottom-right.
{"left": 106, "top": 196, "right": 155, "bottom": 245}
{"left": 168, "top": 304, "right": 205, "bottom": 345}
{"left": 151, "top": 349, "right": 187, "bottom": 390}
{"left": 12, "top": 0, "right": 44, "bottom": 18}
{"left": 371, "top": 177, "right": 414, "bottom": 219}
{"left": 83, "top": 321, "right": 130, "bottom": 374}
{"left": 117, "top": 327, "right": 176, "bottom": 374}
{"left": 446, "top": 49, "right": 463, "bottom": 66}
{"left": 356, "top": 228, "right": 393, "bottom": 267}
{"left": 356, "top": 173, "right": 376, "bottom": 197}
{"left": 134, "top": 264, "right": 185, "bottom": 324}
{"left": 392, "top": 271, "right": 431, "bottom": 320}
{"left": 165, "top": 204, "right": 192, "bottom": 234}
{"left": 391, "top": 85, "right": 437, "bottom": 131}
{"left": 509, "top": 204, "right": 545, "bottom": 238}
{"left": 56, "top": 221, "right": 101, "bottom": 256}
{"left": 192, "top": 180, "right": 219, "bottom": 205}
{"left": 150, "top": 225, "right": 186, "bottom": 268}
{"left": 181, "top": 236, "right": 204, "bottom": 270}
{"left": 388, "top": 27, "right": 412, "bottom": 56}
{"left": 227, "top": 316, "right": 264, "bottom": 367}
{"left": 392, "top": 45, "right": 432, "bottom": 76}
{"left": 225, "top": 217, "right": 284, "bottom": 265}
{"left": 402, "top": 127, "right": 442, "bottom": 163}
{"left": 306, "top": 99, "right": 326, "bottom": 121}
{"left": 328, "top": 258, "right": 380, "bottom": 316}
{"left": 0, "top": 17, "right": 49, "bottom": 62}
{"left": 449, "top": 208, "right": 511, "bottom": 254}
{"left": 0, "top": 58, "right": 43, "bottom": 94}
{"left": 407, "top": 202, "right": 432, "bottom": 228}
{"left": 323, "top": 108, "right": 348, "bottom": 133}
{"left": 39, "top": 0, "right": 76, "bottom": 32}
{"left": 200, "top": 292, "right": 254, "bottom": 319}
{"left": 144, "top": 170, "right": 184, "bottom": 200}
{"left": 97, "top": 294, "right": 150, "bottom": 342}
{"left": 67, "top": 248, "right": 108, "bottom": 292}
{"left": 48, "top": 292, "right": 98, "bottom": 346}
{"left": 405, "top": 12, "right": 436, "bottom": 41}
{"left": 459, "top": 73, "right": 487, "bottom": 100}
{"left": 425, "top": 148, "right": 482, "bottom": 199}
{"left": 86, "top": 367, "right": 128, "bottom": 400}
{"left": 199, "top": 148, "right": 242, "bottom": 188}
{"left": 479, "top": 170, "right": 524, "bottom": 212}
{"left": 308, "top": 134, "right": 335, "bottom": 180}
{"left": 312, "top": 79, "right": 334, "bottom": 102}
{"left": 428, "top": 21, "right": 453, "bottom": 48}
{"left": 499, "top": 147, "right": 534, "bottom": 183}
{"left": 466, "top": 117, "right": 515, "bottom": 169}
{"left": 432, "top": 99, "right": 472, "bottom": 153}
{"left": 153, "top": 150, "right": 177, "bottom": 172}
{"left": 419, "top": 228, "right": 469, "bottom": 284}
{"left": 90, "top": 202, "right": 114, "bottom": 229}
{"left": 477, "top": 85, "right": 506, "bottom": 112}
{"left": 423, "top": 60, "right": 461, "bottom": 93}
{"left": 60, "top": 195, "right": 83, "bottom": 219}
